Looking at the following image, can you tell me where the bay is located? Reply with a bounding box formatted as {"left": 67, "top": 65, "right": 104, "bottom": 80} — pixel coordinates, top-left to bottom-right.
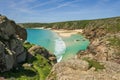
{"left": 26, "top": 29, "right": 89, "bottom": 62}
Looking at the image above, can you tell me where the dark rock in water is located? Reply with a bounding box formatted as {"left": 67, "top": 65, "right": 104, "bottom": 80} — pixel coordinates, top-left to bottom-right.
{"left": 76, "top": 39, "right": 80, "bottom": 41}
{"left": 0, "top": 15, "right": 27, "bottom": 72}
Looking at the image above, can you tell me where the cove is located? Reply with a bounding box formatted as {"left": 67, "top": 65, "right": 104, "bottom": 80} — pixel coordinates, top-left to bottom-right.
{"left": 26, "top": 29, "right": 89, "bottom": 62}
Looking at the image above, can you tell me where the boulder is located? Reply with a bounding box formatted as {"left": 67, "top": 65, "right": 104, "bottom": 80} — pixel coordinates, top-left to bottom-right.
{"left": 28, "top": 45, "right": 57, "bottom": 63}
{"left": 0, "top": 15, "right": 27, "bottom": 72}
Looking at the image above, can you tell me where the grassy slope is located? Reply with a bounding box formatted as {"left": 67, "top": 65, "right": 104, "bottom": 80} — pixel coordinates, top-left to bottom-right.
{"left": 20, "top": 20, "right": 90, "bottom": 29}
{"left": 0, "top": 43, "right": 52, "bottom": 80}
{"left": 20, "top": 16, "right": 120, "bottom": 31}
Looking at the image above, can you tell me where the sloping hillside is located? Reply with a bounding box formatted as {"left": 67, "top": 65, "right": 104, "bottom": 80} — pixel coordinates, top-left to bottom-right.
{"left": 21, "top": 16, "right": 120, "bottom": 32}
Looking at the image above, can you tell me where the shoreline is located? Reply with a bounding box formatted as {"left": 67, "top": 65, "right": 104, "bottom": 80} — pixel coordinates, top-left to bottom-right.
{"left": 29, "top": 27, "right": 83, "bottom": 38}
{"left": 52, "top": 29, "right": 83, "bottom": 38}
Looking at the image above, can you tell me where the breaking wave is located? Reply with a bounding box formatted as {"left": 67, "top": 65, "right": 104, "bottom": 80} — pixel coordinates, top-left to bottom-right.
{"left": 54, "top": 35, "right": 66, "bottom": 62}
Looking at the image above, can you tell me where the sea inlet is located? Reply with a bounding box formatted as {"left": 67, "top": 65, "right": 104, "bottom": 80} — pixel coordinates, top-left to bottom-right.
{"left": 27, "top": 29, "right": 89, "bottom": 62}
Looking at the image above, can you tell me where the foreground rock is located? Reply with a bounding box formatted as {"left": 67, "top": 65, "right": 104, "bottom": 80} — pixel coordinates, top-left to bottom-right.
{"left": 23, "top": 42, "right": 57, "bottom": 64}
{"left": 10, "top": 20, "right": 27, "bottom": 41}
{"left": 0, "top": 15, "right": 27, "bottom": 72}
{"left": 47, "top": 58, "right": 120, "bottom": 80}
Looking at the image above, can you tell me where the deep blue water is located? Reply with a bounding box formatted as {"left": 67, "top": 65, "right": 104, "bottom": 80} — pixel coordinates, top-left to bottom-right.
{"left": 27, "top": 29, "right": 89, "bottom": 62}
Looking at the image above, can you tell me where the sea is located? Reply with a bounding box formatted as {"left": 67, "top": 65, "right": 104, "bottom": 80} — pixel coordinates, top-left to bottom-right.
{"left": 27, "top": 29, "right": 89, "bottom": 62}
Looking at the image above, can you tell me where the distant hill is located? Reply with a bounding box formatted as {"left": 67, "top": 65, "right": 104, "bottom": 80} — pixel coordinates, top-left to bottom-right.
{"left": 20, "top": 16, "right": 120, "bottom": 33}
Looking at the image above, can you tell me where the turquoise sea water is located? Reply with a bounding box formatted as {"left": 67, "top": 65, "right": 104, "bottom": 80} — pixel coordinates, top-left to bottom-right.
{"left": 62, "top": 35, "right": 89, "bottom": 60}
{"left": 27, "top": 29, "right": 89, "bottom": 62}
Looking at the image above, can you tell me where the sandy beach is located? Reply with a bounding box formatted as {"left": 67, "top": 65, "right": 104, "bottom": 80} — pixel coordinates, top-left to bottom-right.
{"left": 52, "top": 29, "right": 83, "bottom": 37}
{"left": 32, "top": 27, "right": 83, "bottom": 37}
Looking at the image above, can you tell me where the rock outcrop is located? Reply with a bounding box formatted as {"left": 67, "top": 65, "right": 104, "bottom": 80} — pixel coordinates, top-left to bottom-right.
{"left": 26, "top": 43, "right": 57, "bottom": 64}
{"left": 81, "top": 22, "right": 120, "bottom": 62}
{"left": 10, "top": 20, "right": 27, "bottom": 41}
{"left": 0, "top": 15, "right": 27, "bottom": 72}
{"left": 47, "top": 58, "right": 120, "bottom": 80}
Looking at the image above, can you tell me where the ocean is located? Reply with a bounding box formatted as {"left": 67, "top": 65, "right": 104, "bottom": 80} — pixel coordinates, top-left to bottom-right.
{"left": 27, "top": 29, "right": 89, "bottom": 62}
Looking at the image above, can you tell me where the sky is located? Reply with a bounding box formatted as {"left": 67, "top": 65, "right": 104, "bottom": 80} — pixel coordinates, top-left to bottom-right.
{"left": 0, "top": 0, "right": 120, "bottom": 23}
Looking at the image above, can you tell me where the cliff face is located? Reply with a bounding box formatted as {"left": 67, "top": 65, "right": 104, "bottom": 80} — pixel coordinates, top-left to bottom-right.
{"left": 0, "top": 15, "right": 27, "bottom": 72}
{"left": 82, "top": 19, "right": 120, "bottom": 62}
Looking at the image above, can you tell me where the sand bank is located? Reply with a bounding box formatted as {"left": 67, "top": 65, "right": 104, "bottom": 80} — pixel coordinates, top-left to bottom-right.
{"left": 52, "top": 29, "right": 83, "bottom": 37}
{"left": 31, "top": 28, "right": 83, "bottom": 37}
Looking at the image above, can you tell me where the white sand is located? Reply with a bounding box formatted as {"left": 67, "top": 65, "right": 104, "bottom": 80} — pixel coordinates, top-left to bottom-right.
{"left": 52, "top": 29, "right": 83, "bottom": 37}
{"left": 31, "top": 28, "right": 83, "bottom": 37}
{"left": 32, "top": 27, "right": 45, "bottom": 29}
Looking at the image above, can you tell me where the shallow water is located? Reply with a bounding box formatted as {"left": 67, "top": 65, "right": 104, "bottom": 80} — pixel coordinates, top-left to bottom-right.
{"left": 27, "top": 29, "right": 89, "bottom": 62}
{"left": 62, "top": 34, "right": 89, "bottom": 60}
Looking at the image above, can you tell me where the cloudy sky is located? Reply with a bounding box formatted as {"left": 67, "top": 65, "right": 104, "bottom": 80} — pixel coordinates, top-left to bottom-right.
{"left": 0, "top": 0, "right": 120, "bottom": 23}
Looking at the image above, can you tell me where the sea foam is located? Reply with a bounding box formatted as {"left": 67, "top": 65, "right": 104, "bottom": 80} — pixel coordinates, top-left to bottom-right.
{"left": 54, "top": 34, "right": 66, "bottom": 62}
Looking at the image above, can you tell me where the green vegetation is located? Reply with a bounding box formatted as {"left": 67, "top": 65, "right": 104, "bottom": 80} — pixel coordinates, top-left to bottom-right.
{"left": 20, "top": 16, "right": 120, "bottom": 32}
{"left": 28, "top": 54, "right": 52, "bottom": 80}
{"left": 108, "top": 37, "right": 120, "bottom": 48}
{"left": 20, "top": 23, "right": 48, "bottom": 28}
{"left": 45, "top": 20, "right": 90, "bottom": 29}
{"left": 0, "top": 43, "right": 53, "bottom": 80}
{"left": 108, "top": 36, "right": 120, "bottom": 56}
{"left": 83, "top": 58, "right": 105, "bottom": 71}
{"left": 20, "top": 20, "right": 90, "bottom": 29}
{"left": 87, "top": 17, "right": 120, "bottom": 33}
{"left": 23, "top": 42, "right": 35, "bottom": 49}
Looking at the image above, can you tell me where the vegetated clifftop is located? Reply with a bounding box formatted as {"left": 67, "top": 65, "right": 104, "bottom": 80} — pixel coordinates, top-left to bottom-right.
{"left": 21, "top": 16, "right": 120, "bottom": 30}
{"left": 0, "top": 15, "right": 57, "bottom": 80}
{"left": 82, "top": 17, "right": 120, "bottom": 63}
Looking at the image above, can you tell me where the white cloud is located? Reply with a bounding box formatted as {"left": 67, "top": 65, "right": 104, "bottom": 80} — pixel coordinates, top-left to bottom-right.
{"left": 39, "top": 0, "right": 80, "bottom": 12}
{"left": 9, "top": 0, "right": 35, "bottom": 14}
{"left": 8, "top": 0, "right": 63, "bottom": 14}
{"left": 30, "top": 0, "right": 58, "bottom": 9}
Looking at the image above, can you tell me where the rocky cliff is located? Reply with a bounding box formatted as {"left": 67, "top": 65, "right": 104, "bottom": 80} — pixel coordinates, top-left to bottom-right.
{"left": 0, "top": 15, "right": 57, "bottom": 80}
{"left": 0, "top": 15, "right": 27, "bottom": 72}
{"left": 47, "top": 17, "right": 120, "bottom": 80}
{"left": 82, "top": 19, "right": 120, "bottom": 62}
